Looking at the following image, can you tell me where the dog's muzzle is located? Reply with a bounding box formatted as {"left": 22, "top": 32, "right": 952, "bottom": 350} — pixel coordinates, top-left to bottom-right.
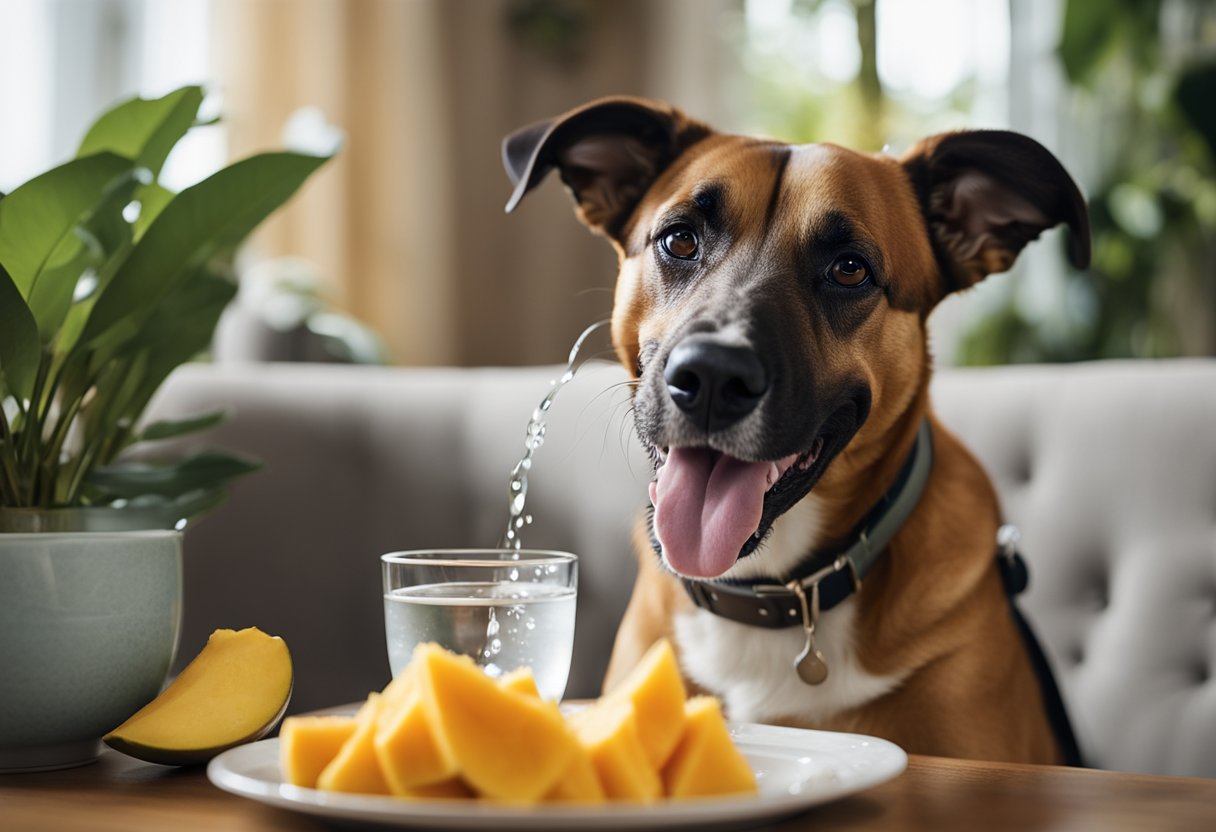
{"left": 664, "top": 335, "right": 768, "bottom": 434}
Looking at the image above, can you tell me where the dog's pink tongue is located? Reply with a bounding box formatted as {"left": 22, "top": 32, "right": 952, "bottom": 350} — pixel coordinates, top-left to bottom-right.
{"left": 652, "top": 448, "right": 772, "bottom": 578}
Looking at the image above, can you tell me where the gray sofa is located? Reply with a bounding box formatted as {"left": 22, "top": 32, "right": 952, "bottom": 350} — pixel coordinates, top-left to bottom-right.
{"left": 147, "top": 359, "right": 1216, "bottom": 778}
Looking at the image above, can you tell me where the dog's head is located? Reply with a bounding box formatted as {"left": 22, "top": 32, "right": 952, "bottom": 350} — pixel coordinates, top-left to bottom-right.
{"left": 504, "top": 97, "right": 1089, "bottom": 580}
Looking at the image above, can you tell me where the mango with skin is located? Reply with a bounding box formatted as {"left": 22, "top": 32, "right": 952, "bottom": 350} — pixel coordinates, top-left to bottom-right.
{"left": 103, "top": 627, "right": 292, "bottom": 766}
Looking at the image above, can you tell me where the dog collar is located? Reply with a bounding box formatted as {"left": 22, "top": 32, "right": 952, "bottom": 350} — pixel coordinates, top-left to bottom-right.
{"left": 680, "top": 418, "right": 934, "bottom": 632}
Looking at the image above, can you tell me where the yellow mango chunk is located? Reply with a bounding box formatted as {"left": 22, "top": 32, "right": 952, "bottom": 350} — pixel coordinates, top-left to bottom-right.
{"left": 374, "top": 688, "right": 457, "bottom": 794}
{"left": 316, "top": 695, "right": 391, "bottom": 795}
{"left": 380, "top": 664, "right": 417, "bottom": 711}
{"left": 605, "top": 638, "right": 687, "bottom": 768}
{"left": 570, "top": 700, "right": 661, "bottom": 802}
{"left": 403, "top": 777, "right": 476, "bottom": 800}
{"left": 280, "top": 715, "right": 357, "bottom": 788}
{"left": 498, "top": 667, "right": 541, "bottom": 698}
{"left": 662, "top": 696, "right": 757, "bottom": 799}
{"left": 103, "top": 627, "right": 292, "bottom": 765}
{"left": 543, "top": 744, "right": 606, "bottom": 804}
{"left": 415, "top": 643, "right": 576, "bottom": 803}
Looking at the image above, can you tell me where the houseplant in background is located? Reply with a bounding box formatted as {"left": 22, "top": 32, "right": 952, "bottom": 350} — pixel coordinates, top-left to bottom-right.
{"left": 0, "top": 85, "right": 332, "bottom": 771}
{"left": 955, "top": 0, "right": 1216, "bottom": 364}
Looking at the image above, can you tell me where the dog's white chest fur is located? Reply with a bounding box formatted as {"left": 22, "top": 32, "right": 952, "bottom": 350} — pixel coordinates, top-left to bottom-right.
{"left": 673, "top": 498, "right": 906, "bottom": 725}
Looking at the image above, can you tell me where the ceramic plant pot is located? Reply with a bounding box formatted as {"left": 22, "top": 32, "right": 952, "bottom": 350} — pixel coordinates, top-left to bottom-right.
{"left": 0, "top": 526, "right": 182, "bottom": 772}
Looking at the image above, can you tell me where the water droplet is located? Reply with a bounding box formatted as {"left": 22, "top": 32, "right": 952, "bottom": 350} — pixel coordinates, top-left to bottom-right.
{"left": 525, "top": 618, "right": 536, "bottom": 631}
{"left": 489, "top": 638, "right": 502, "bottom": 655}
{"left": 497, "top": 320, "right": 609, "bottom": 550}
{"left": 508, "top": 567, "right": 519, "bottom": 581}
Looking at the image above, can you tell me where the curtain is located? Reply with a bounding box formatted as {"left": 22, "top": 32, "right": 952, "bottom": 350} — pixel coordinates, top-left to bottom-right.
{"left": 214, "top": 0, "right": 732, "bottom": 366}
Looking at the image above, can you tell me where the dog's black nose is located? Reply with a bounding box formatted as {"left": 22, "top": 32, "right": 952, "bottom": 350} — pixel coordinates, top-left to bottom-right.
{"left": 664, "top": 336, "right": 768, "bottom": 432}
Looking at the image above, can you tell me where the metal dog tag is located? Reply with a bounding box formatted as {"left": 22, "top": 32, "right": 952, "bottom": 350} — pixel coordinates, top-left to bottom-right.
{"left": 795, "top": 636, "right": 829, "bottom": 685}
{"left": 789, "top": 579, "right": 829, "bottom": 686}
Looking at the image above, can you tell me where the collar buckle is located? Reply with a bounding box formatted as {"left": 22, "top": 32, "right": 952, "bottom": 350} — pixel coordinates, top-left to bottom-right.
{"left": 795, "top": 553, "right": 861, "bottom": 595}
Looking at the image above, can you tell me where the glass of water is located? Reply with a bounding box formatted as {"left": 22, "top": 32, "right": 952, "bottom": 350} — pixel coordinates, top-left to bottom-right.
{"left": 381, "top": 549, "right": 577, "bottom": 701}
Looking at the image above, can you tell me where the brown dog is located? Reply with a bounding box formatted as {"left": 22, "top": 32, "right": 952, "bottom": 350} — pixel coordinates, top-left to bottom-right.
{"left": 504, "top": 97, "right": 1088, "bottom": 763}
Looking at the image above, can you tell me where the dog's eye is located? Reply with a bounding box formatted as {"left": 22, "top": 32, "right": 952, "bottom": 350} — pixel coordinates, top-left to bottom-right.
{"left": 660, "top": 226, "right": 699, "bottom": 261}
{"left": 828, "top": 255, "right": 871, "bottom": 287}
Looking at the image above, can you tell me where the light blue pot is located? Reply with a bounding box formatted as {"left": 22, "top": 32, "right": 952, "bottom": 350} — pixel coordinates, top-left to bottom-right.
{"left": 0, "top": 530, "right": 182, "bottom": 772}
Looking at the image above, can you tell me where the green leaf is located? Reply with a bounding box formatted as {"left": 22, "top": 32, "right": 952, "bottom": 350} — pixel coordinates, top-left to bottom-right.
{"left": 133, "top": 183, "right": 176, "bottom": 239}
{"left": 26, "top": 168, "right": 143, "bottom": 344}
{"left": 85, "top": 449, "right": 261, "bottom": 499}
{"left": 1057, "top": 0, "right": 1116, "bottom": 84}
{"left": 0, "top": 263, "right": 41, "bottom": 400}
{"left": 1175, "top": 61, "right": 1216, "bottom": 162}
{"left": 26, "top": 240, "right": 92, "bottom": 343}
{"left": 79, "top": 151, "right": 330, "bottom": 354}
{"left": 0, "top": 153, "right": 131, "bottom": 297}
{"left": 77, "top": 86, "right": 204, "bottom": 179}
{"left": 90, "top": 488, "right": 230, "bottom": 528}
{"left": 138, "top": 409, "right": 229, "bottom": 442}
{"left": 118, "top": 268, "right": 238, "bottom": 423}
{"left": 79, "top": 168, "right": 143, "bottom": 257}
{"left": 79, "top": 352, "right": 149, "bottom": 459}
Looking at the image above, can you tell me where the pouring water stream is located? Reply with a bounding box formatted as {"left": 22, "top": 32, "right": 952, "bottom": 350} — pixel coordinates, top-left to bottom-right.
{"left": 499, "top": 320, "right": 610, "bottom": 552}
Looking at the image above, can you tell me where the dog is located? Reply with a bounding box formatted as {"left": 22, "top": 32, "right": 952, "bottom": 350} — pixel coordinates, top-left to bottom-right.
{"left": 503, "top": 97, "right": 1089, "bottom": 764}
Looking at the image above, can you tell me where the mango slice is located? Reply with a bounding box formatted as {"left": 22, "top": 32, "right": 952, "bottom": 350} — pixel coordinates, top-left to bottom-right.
{"left": 543, "top": 743, "right": 606, "bottom": 804}
{"left": 498, "top": 667, "right": 541, "bottom": 698}
{"left": 103, "top": 627, "right": 292, "bottom": 765}
{"left": 415, "top": 644, "right": 576, "bottom": 803}
{"left": 280, "top": 715, "right": 357, "bottom": 787}
{"left": 374, "top": 687, "right": 458, "bottom": 794}
{"left": 604, "top": 638, "right": 687, "bottom": 768}
{"left": 570, "top": 699, "right": 661, "bottom": 802}
{"left": 316, "top": 695, "right": 392, "bottom": 794}
{"left": 302, "top": 639, "right": 757, "bottom": 804}
{"left": 380, "top": 664, "right": 418, "bottom": 711}
{"left": 662, "top": 696, "right": 757, "bottom": 799}
{"left": 403, "top": 777, "right": 476, "bottom": 799}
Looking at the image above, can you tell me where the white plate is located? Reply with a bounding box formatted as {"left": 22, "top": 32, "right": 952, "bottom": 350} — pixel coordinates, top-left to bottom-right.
{"left": 207, "top": 722, "right": 905, "bottom": 830}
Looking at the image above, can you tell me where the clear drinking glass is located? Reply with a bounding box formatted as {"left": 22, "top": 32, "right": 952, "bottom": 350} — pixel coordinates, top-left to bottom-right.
{"left": 381, "top": 549, "right": 577, "bottom": 700}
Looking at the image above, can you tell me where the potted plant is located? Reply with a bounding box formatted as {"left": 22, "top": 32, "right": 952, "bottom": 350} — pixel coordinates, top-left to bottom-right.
{"left": 0, "top": 85, "right": 332, "bottom": 771}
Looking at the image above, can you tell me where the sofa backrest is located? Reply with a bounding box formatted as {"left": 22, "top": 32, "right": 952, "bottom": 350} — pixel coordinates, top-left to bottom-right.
{"left": 149, "top": 358, "right": 1216, "bottom": 777}
{"left": 932, "top": 360, "right": 1216, "bottom": 777}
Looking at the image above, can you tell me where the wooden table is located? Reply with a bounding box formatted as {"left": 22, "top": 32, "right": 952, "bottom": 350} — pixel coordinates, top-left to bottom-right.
{"left": 3, "top": 750, "right": 1216, "bottom": 831}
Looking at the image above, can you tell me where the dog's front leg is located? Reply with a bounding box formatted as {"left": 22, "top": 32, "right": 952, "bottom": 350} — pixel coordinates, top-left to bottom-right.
{"left": 602, "top": 517, "right": 697, "bottom": 694}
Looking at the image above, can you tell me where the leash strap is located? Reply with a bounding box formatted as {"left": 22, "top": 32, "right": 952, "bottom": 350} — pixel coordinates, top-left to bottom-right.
{"left": 997, "top": 529, "right": 1086, "bottom": 767}
{"left": 682, "top": 418, "right": 934, "bottom": 628}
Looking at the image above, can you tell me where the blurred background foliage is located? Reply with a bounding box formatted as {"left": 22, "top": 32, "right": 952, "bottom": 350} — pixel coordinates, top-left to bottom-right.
{"left": 2, "top": 0, "right": 1210, "bottom": 367}
{"left": 733, "top": 0, "right": 1215, "bottom": 364}
{"left": 959, "top": 0, "right": 1216, "bottom": 363}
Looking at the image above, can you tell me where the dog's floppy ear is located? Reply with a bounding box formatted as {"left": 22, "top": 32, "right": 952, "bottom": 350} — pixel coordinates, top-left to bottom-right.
{"left": 503, "top": 96, "right": 711, "bottom": 240}
{"left": 901, "top": 131, "right": 1090, "bottom": 297}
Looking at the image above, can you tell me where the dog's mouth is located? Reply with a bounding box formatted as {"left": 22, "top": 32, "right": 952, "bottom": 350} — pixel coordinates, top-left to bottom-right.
{"left": 646, "top": 425, "right": 846, "bottom": 580}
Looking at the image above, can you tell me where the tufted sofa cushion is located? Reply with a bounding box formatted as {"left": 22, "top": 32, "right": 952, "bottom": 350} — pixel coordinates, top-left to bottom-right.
{"left": 932, "top": 360, "right": 1216, "bottom": 778}
{"left": 147, "top": 358, "right": 1216, "bottom": 777}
